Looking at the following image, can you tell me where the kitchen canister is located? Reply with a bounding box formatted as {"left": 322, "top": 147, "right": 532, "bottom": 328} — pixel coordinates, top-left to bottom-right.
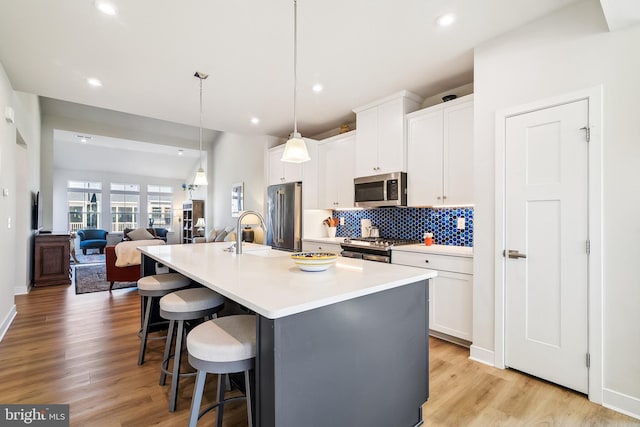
{"left": 361, "top": 219, "right": 372, "bottom": 237}
{"left": 424, "top": 232, "right": 433, "bottom": 246}
{"left": 242, "top": 226, "right": 254, "bottom": 243}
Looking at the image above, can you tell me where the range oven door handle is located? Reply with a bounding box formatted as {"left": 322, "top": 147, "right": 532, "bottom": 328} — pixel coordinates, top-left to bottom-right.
{"left": 362, "top": 253, "right": 391, "bottom": 263}
{"left": 340, "top": 250, "right": 363, "bottom": 259}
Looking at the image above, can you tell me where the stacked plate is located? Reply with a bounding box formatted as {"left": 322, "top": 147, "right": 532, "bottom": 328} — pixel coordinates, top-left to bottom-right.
{"left": 290, "top": 252, "right": 338, "bottom": 272}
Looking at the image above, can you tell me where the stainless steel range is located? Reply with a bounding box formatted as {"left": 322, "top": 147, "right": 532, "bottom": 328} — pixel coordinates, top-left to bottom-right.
{"left": 340, "top": 237, "right": 421, "bottom": 263}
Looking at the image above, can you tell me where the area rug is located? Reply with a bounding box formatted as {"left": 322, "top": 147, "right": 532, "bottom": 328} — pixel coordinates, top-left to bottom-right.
{"left": 73, "top": 252, "right": 106, "bottom": 265}
{"left": 74, "top": 264, "right": 137, "bottom": 294}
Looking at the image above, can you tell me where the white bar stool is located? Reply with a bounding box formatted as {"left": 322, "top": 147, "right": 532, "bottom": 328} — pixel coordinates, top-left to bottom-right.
{"left": 187, "top": 315, "right": 256, "bottom": 427}
{"left": 159, "top": 287, "right": 226, "bottom": 412}
{"left": 137, "top": 273, "right": 191, "bottom": 365}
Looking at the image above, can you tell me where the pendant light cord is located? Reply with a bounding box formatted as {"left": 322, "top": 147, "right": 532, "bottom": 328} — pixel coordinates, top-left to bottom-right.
{"left": 293, "top": 0, "right": 298, "bottom": 136}
{"left": 199, "top": 76, "right": 203, "bottom": 169}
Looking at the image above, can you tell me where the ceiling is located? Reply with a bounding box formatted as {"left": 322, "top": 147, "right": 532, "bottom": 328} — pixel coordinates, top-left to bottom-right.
{"left": 53, "top": 129, "right": 201, "bottom": 180}
{"left": 0, "top": 0, "right": 586, "bottom": 140}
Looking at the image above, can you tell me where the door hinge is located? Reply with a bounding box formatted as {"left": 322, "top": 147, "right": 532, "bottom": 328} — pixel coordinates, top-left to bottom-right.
{"left": 586, "top": 353, "right": 591, "bottom": 368}
{"left": 580, "top": 126, "right": 591, "bottom": 143}
{"left": 586, "top": 239, "right": 591, "bottom": 255}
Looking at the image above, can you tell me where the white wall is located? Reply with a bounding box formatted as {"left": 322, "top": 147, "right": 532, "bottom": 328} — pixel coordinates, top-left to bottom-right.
{"left": 473, "top": 0, "right": 640, "bottom": 416}
{"left": 0, "top": 62, "right": 41, "bottom": 342}
{"left": 208, "top": 132, "right": 271, "bottom": 235}
{"left": 12, "top": 93, "right": 41, "bottom": 295}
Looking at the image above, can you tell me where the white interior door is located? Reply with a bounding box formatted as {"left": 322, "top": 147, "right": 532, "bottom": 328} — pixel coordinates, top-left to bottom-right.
{"left": 505, "top": 98, "right": 589, "bottom": 393}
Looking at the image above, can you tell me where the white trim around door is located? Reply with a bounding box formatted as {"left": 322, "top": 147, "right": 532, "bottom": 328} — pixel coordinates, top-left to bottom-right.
{"left": 494, "top": 85, "right": 603, "bottom": 404}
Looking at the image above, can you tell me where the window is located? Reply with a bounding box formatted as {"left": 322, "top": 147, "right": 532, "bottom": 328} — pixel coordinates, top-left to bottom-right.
{"left": 147, "top": 185, "right": 174, "bottom": 229}
{"left": 111, "top": 183, "right": 140, "bottom": 232}
{"left": 67, "top": 181, "right": 102, "bottom": 232}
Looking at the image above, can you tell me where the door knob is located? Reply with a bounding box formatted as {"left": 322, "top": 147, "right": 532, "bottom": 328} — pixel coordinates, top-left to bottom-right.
{"left": 505, "top": 249, "right": 527, "bottom": 259}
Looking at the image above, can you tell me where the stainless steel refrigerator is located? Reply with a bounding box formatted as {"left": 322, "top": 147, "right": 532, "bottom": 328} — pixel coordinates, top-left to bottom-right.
{"left": 266, "top": 182, "right": 302, "bottom": 251}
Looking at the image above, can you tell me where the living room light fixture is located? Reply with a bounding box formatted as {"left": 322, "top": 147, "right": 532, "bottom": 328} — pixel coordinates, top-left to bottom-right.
{"left": 193, "top": 71, "right": 209, "bottom": 186}
{"left": 195, "top": 217, "right": 206, "bottom": 235}
{"left": 281, "top": 0, "right": 310, "bottom": 163}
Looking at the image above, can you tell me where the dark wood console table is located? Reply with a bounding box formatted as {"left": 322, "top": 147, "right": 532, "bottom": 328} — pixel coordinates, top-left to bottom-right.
{"left": 33, "top": 233, "right": 71, "bottom": 287}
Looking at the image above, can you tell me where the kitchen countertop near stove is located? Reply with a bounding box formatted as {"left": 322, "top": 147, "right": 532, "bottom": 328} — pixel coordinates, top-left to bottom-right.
{"left": 304, "top": 237, "right": 473, "bottom": 257}
{"left": 391, "top": 244, "right": 473, "bottom": 257}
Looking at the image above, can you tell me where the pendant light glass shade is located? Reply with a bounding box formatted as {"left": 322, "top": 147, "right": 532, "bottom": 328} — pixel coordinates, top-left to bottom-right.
{"left": 281, "top": 132, "right": 310, "bottom": 163}
{"left": 281, "top": 0, "right": 310, "bottom": 163}
{"left": 193, "top": 71, "right": 209, "bottom": 185}
{"left": 193, "top": 168, "right": 208, "bottom": 186}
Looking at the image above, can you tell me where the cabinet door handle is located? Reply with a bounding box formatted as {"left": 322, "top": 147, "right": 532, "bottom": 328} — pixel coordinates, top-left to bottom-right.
{"left": 424, "top": 259, "right": 429, "bottom": 263}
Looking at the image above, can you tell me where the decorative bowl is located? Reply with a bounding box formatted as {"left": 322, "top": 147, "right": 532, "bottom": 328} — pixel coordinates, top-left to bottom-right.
{"left": 290, "top": 252, "right": 338, "bottom": 272}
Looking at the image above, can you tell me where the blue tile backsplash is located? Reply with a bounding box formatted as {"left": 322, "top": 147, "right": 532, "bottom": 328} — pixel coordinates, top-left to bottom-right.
{"left": 333, "top": 207, "right": 473, "bottom": 247}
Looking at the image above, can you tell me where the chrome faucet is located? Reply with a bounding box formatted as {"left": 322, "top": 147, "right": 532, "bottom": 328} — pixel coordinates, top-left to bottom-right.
{"left": 235, "top": 210, "right": 267, "bottom": 254}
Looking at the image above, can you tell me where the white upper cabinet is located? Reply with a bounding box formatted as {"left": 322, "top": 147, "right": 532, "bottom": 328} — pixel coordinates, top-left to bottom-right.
{"left": 407, "top": 95, "right": 474, "bottom": 206}
{"left": 317, "top": 131, "right": 356, "bottom": 209}
{"left": 353, "top": 91, "right": 423, "bottom": 178}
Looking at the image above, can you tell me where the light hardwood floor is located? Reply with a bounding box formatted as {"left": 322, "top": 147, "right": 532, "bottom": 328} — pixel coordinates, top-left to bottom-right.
{"left": 0, "top": 283, "right": 638, "bottom": 426}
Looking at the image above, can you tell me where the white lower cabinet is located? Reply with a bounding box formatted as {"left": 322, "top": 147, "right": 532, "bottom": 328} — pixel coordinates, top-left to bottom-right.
{"left": 392, "top": 250, "right": 472, "bottom": 342}
{"left": 302, "top": 241, "right": 342, "bottom": 254}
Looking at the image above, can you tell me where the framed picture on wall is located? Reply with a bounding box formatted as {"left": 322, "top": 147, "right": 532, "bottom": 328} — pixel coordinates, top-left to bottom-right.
{"left": 231, "top": 182, "right": 244, "bottom": 217}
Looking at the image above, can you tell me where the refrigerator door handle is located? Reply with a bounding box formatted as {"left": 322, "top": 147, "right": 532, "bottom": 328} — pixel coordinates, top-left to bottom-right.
{"left": 277, "top": 189, "right": 285, "bottom": 244}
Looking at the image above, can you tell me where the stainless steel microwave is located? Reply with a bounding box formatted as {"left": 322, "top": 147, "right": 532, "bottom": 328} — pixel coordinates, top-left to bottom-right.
{"left": 354, "top": 172, "right": 407, "bottom": 208}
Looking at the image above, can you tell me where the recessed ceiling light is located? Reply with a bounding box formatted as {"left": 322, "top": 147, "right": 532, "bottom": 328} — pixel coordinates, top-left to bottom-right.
{"left": 312, "top": 83, "right": 323, "bottom": 93}
{"left": 77, "top": 135, "right": 93, "bottom": 143}
{"left": 436, "top": 13, "right": 456, "bottom": 27}
{"left": 178, "top": 149, "right": 184, "bottom": 155}
{"left": 250, "top": 117, "right": 260, "bottom": 125}
{"left": 87, "top": 78, "right": 102, "bottom": 87}
{"left": 95, "top": 1, "right": 117, "bottom": 16}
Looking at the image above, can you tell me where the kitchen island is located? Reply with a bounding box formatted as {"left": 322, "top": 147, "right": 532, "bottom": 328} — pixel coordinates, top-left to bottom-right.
{"left": 139, "top": 242, "right": 436, "bottom": 427}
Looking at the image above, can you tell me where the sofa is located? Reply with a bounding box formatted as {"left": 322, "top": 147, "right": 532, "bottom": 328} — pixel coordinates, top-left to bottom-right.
{"left": 105, "top": 245, "right": 140, "bottom": 291}
{"left": 122, "top": 227, "right": 168, "bottom": 242}
{"left": 77, "top": 229, "right": 109, "bottom": 255}
{"left": 105, "top": 239, "right": 166, "bottom": 291}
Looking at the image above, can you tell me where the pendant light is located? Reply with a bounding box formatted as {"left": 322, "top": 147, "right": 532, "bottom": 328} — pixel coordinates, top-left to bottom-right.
{"left": 281, "top": 0, "right": 310, "bottom": 163}
{"left": 193, "top": 71, "right": 209, "bottom": 186}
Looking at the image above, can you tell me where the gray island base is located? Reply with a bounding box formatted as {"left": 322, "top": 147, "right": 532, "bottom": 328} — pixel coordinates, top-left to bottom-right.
{"left": 257, "top": 279, "right": 428, "bottom": 427}
{"left": 139, "top": 243, "right": 432, "bottom": 426}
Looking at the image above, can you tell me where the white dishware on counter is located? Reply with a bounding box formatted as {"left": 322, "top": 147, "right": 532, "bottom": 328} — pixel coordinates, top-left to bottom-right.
{"left": 290, "top": 252, "right": 338, "bottom": 272}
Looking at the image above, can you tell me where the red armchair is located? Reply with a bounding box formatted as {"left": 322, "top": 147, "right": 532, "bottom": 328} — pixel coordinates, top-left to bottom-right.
{"left": 105, "top": 245, "right": 141, "bottom": 291}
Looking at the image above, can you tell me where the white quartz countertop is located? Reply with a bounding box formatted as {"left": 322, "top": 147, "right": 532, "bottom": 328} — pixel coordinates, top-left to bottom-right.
{"left": 391, "top": 244, "right": 473, "bottom": 257}
{"left": 139, "top": 242, "right": 435, "bottom": 319}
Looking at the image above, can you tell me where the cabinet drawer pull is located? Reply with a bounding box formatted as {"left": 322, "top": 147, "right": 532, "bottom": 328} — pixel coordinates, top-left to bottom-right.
{"left": 424, "top": 260, "right": 429, "bottom": 263}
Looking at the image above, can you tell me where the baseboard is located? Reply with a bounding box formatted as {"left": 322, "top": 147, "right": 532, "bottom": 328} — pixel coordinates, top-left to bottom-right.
{"left": 603, "top": 388, "right": 640, "bottom": 420}
{"left": 429, "top": 330, "right": 471, "bottom": 348}
{"left": 469, "top": 345, "right": 495, "bottom": 367}
{"left": 0, "top": 304, "right": 17, "bottom": 343}
{"left": 14, "top": 282, "right": 31, "bottom": 295}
